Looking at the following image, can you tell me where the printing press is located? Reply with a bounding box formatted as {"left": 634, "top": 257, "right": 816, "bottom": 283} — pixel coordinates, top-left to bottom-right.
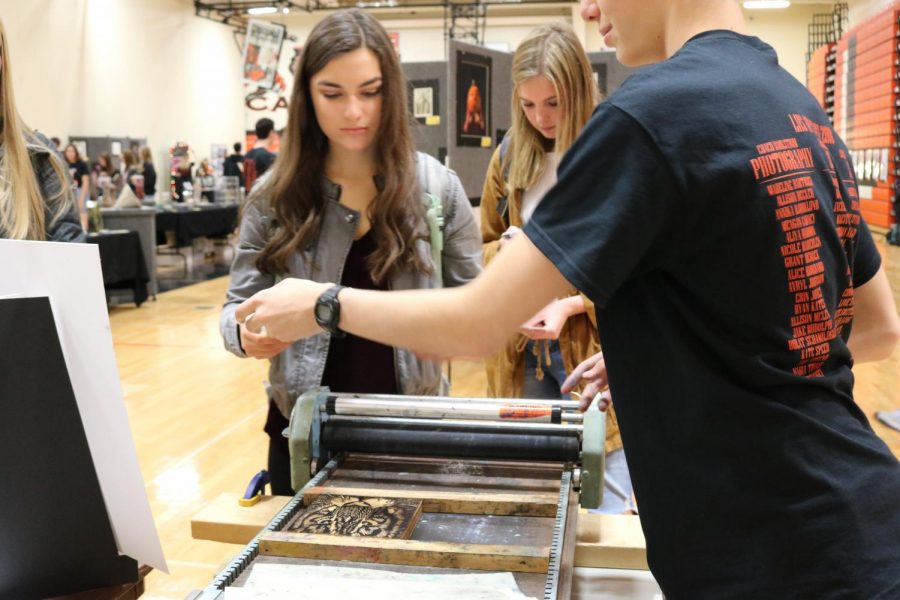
{"left": 191, "top": 387, "right": 616, "bottom": 599}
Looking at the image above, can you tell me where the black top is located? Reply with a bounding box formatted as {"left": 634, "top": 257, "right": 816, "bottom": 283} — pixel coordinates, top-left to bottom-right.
{"left": 223, "top": 153, "right": 244, "bottom": 185}
{"left": 67, "top": 159, "right": 89, "bottom": 190}
{"left": 142, "top": 162, "right": 156, "bottom": 195}
{"left": 526, "top": 31, "right": 900, "bottom": 599}
{"left": 321, "top": 229, "right": 398, "bottom": 395}
{"left": 245, "top": 147, "right": 276, "bottom": 177}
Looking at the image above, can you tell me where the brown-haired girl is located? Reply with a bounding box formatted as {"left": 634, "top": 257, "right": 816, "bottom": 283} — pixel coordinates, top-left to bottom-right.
{"left": 220, "top": 9, "right": 481, "bottom": 494}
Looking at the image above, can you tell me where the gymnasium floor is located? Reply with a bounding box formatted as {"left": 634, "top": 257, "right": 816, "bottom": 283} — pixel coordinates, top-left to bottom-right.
{"left": 111, "top": 238, "right": 900, "bottom": 599}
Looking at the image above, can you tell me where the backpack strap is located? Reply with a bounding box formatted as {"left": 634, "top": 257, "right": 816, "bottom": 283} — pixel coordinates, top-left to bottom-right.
{"left": 416, "top": 153, "right": 448, "bottom": 288}
{"left": 496, "top": 134, "right": 512, "bottom": 228}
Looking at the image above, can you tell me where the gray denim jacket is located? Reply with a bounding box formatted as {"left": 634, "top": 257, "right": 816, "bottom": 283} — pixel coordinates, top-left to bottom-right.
{"left": 0, "top": 132, "right": 85, "bottom": 242}
{"left": 220, "top": 152, "right": 482, "bottom": 417}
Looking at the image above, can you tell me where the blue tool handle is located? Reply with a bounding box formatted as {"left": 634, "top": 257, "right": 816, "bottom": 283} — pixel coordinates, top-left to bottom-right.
{"left": 240, "top": 470, "right": 270, "bottom": 506}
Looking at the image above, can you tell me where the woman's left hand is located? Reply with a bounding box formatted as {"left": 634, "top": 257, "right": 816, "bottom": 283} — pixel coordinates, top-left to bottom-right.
{"left": 519, "top": 298, "right": 570, "bottom": 340}
{"left": 235, "top": 278, "right": 331, "bottom": 342}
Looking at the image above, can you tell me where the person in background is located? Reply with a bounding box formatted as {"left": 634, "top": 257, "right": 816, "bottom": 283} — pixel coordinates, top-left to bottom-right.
{"left": 479, "top": 22, "right": 630, "bottom": 513}
{"left": 50, "top": 136, "right": 61, "bottom": 151}
{"left": 195, "top": 158, "right": 216, "bottom": 202}
{"left": 244, "top": 117, "right": 277, "bottom": 179}
{"left": 172, "top": 160, "right": 194, "bottom": 203}
{"left": 223, "top": 142, "right": 244, "bottom": 188}
{"left": 92, "top": 152, "right": 122, "bottom": 204}
{"left": 64, "top": 143, "right": 90, "bottom": 230}
{"left": 232, "top": 0, "right": 900, "bottom": 596}
{"left": 0, "top": 19, "right": 83, "bottom": 242}
{"left": 140, "top": 147, "right": 157, "bottom": 203}
{"left": 219, "top": 9, "right": 482, "bottom": 495}
{"left": 122, "top": 149, "right": 143, "bottom": 195}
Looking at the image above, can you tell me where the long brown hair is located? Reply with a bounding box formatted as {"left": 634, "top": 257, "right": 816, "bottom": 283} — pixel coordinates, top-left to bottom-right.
{"left": 507, "top": 23, "right": 599, "bottom": 192}
{"left": 0, "top": 18, "right": 73, "bottom": 240}
{"left": 255, "top": 9, "right": 426, "bottom": 281}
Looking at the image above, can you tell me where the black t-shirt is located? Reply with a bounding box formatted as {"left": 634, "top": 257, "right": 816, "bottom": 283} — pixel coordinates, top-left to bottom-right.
{"left": 67, "top": 159, "right": 89, "bottom": 189}
{"left": 321, "top": 229, "right": 398, "bottom": 395}
{"left": 223, "top": 153, "right": 244, "bottom": 182}
{"left": 244, "top": 147, "right": 276, "bottom": 176}
{"left": 526, "top": 31, "right": 900, "bottom": 599}
{"left": 143, "top": 162, "right": 157, "bottom": 195}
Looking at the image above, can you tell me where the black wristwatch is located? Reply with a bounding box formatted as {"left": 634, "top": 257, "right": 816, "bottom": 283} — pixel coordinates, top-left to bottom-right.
{"left": 314, "top": 285, "right": 346, "bottom": 337}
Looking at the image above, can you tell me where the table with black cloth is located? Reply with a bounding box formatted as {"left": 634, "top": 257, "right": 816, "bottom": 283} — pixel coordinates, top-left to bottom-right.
{"left": 87, "top": 230, "right": 150, "bottom": 306}
{"left": 155, "top": 204, "right": 239, "bottom": 247}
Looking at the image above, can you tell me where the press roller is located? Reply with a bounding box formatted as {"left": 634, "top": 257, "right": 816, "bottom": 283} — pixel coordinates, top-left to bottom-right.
{"left": 287, "top": 388, "right": 607, "bottom": 509}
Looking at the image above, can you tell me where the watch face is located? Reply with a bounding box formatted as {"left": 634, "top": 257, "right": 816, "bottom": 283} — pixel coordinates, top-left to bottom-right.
{"left": 315, "top": 303, "right": 333, "bottom": 322}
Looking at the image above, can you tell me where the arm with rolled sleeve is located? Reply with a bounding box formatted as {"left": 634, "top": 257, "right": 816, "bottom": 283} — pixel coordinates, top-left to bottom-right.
{"left": 440, "top": 169, "right": 483, "bottom": 287}
{"left": 220, "top": 199, "right": 276, "bottom": 356}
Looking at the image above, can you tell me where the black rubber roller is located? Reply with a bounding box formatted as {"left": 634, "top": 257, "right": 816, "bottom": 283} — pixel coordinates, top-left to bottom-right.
{"left": 321, "top": 423, "right": 581, "bottom": 462}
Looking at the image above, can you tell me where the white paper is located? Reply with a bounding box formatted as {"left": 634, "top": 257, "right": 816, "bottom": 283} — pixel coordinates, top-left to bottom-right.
{"left": 0, "top": 239, "right": 167, "bottom": 572}
{"left": 224, "top": 563, "right": 536, "bottom": 599}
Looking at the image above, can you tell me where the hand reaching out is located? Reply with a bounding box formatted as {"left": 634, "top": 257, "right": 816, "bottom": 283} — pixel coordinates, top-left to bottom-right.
{"left": 561, "top": 351, "right": 611, "bottom": 412}
{"left": 239, "top": 322, "right": 292, "bottom": 359}
{"left": 236, "top": 278, "right": 332, "bottom": 342}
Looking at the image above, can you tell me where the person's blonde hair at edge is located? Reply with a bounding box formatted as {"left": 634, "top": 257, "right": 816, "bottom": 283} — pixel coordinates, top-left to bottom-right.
{"left": 0, "top": 19, "right": 73, "bottom": 240}
{"left": 506, "top": 22, "right": 599, "bottom": 193}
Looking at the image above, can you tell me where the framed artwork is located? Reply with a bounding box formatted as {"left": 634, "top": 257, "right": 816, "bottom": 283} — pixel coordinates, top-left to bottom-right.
{"left": 243, "top": 19, "right": 286, "bottom": 89}
{"left": 409, "top": 79, "right": 439, "bottom": 123}
{"left": 456, "top": 51, "right": 491, "bottom": 147}
{"left": 591, "top": 63, "right": 608, "bottom": 97}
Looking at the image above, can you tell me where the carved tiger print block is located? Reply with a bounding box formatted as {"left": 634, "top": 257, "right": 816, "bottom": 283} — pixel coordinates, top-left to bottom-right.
{"left": 286, "top": 495, "right": 424, "bottom": 539}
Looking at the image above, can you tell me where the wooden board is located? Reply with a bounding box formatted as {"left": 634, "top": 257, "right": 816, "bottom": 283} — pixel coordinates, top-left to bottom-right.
{"left": 285, "top": 495, "right": 423, "bottom": 539}
{"left": 259, "top": 531, "right": 550, "bottom": 573}
{"left": 191, "top": 493, "right": 291, "bottom": 545}
{"left": 305, "top": 486, "right": 558, "bottom": 517}
{"left": 574, "top": 513, "right": 649, "bottom": 570}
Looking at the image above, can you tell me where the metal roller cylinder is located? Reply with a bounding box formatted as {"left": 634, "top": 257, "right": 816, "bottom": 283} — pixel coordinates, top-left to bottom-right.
{"left": 329, "top": 397, "right": 563, "bottom": 423}
{"left": 321, "top": 423, "right": 582, "bottom": 462}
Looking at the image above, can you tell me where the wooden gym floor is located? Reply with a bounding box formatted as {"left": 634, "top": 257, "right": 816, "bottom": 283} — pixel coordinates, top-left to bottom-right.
{"left": 110, "top": 238, "right": 899, "bottom": 599}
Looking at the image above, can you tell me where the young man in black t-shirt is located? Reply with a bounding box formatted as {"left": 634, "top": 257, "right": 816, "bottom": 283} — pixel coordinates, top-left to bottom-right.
{"left": 245, "top": 118, "right": 277, "bottom": 178}
{"left": 234, "top": 1, "right": 900, "bottom": 597}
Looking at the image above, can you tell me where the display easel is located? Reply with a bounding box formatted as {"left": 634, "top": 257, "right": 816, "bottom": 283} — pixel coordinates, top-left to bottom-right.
{"left": 0, "top": 297, "right": 137, "bottom": 599}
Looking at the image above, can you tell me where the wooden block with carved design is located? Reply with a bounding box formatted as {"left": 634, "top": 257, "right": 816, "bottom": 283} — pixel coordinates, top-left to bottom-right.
{"left": 285, "top": 494, "right": 423, "bottom": 539}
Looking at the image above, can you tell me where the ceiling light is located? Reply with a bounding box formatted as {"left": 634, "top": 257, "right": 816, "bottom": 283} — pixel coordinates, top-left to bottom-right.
{"left": 247, "top": 6, "right": 278, "bottom": 15}
{"left": 743, "top": 1, "right": 790, "bottom": 8}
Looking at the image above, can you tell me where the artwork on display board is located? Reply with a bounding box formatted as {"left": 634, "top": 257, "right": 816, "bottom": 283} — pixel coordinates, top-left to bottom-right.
{"left": 409, "top": 79, "right": 439, "bottom": 123}
{"left": 456, "top": 51, "right": 491, "bottom": 147}
{"left": 244, "top": 40, "right": 300, "bottom": 154}
{"left": 243, "top": 19, "right": 286, "bottom": 90}
{"left": 110, "top": 141, "right": 122, "bottom": 156}
{"left": 590, "top": 63, "right": 608, "bottom": 97}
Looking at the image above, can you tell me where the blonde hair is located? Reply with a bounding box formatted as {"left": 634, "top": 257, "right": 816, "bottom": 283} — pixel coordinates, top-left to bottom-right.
{"left": 507, "top": 22, "right": 599, "bottom": 192}
{"left": 0, "top": 19, "right": 73, "bottom": 240}
{"left": 122, "top": 149, "right": 141, "bottom": 171}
